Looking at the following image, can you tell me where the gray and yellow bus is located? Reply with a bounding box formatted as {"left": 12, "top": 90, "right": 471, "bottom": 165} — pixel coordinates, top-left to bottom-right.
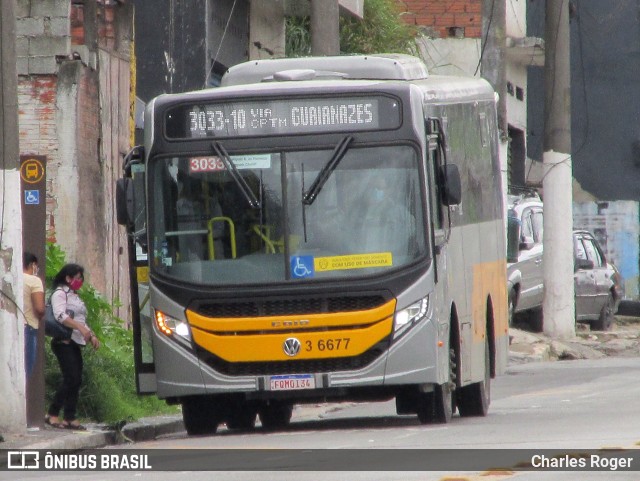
{"left": 116, "top": 54, "right": 508, "bottom": 435}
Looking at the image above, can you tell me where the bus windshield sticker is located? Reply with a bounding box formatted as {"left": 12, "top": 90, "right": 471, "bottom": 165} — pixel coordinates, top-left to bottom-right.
{"left": 291, "top": 256, "right": 315, "bottom": 279}
{"left": 189, "top": 154, "right": 271, "bottom": 174}
{"left": 314, "top": 253, "right": 393, "bottom": 272}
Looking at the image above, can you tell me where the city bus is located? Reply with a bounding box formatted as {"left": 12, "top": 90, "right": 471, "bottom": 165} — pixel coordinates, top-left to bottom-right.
{"left": 116, "top": 54, "right": 509, "bottom": 435}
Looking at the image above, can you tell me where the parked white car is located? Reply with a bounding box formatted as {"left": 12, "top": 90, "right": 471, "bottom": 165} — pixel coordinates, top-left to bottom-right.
{"left": 506, "top": 193, "right": 544, "bottom": 330}
{"left": 507, "top": 195, "right": 622, "bottom": 331}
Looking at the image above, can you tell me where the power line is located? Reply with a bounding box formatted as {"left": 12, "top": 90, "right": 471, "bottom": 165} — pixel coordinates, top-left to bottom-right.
{"left": 474, "top": 0, "right": 496, "bottom": 76}
{"left": 203, "top": 0, "right": 238, "bottom": 88}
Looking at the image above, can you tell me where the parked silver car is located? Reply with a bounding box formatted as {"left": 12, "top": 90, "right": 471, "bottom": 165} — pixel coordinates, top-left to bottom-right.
{"left": 573, "top": 230, "right": 622, "bottom": 330}
{"left": 507, "top": 196, "right": 621, "bottom": 331}
{"left": 506, "top": 194, "right": 544, "bottom": 329}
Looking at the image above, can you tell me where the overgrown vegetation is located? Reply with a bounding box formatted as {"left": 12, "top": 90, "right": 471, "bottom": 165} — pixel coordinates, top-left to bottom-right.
{"left": 44, "top": 243, "right": 177, "bottom": 425}
{"left": 285, "top": 0, "right": 418, "bottom": 57}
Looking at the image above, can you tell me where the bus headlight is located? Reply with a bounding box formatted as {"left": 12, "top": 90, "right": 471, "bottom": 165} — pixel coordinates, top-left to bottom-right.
{"left": 155, "top": 310, "right": 192, "bottom": 341}
{"left": 394, "top": 297, "right": 429, "bottom": 338}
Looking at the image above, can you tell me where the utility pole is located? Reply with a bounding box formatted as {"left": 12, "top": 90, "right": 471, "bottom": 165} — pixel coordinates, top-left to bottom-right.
{"left": 0, "top": 0, "right": 27, "bottom": 431}
{"left": 311, "top": 0, "right": 340, "bottom": 56}
{"left": 480, "top": 0, "right": 509, "bottom": 220}
{"left": 481, "top": 0, "right": 507, "bottom": 135}
{"left": 543, "top": 0, "right": 574, "bottom": 339}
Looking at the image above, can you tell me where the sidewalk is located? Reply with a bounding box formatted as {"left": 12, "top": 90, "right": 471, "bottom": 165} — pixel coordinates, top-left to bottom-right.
{"left": 0, "top": 415, "right": 184, "bottom": 450}
{"left": 2, "top": 318, "right": 638, "bottom": 450}
{"left": 0, "top": 404, "right": 346, "bottom": 450}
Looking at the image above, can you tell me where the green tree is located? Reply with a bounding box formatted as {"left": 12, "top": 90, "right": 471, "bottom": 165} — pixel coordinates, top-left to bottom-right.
{"left": 286, "top": 0, "right": 417, "bottom": 57}
{"left": 44, "top": 243, "right": 176, "bottom": 425}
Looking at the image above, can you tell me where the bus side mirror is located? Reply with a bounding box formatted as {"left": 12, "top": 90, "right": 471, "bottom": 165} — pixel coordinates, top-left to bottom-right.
{"left": 440, "top": 163, "right": 462, "bottom": 206}
{"left": 116, "top": 178, "right": 134, "bottom": 226}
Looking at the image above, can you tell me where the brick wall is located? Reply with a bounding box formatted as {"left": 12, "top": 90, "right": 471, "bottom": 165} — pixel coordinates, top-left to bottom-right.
{"left": 17, "top": 75, "right": 60, "bottom": 241}
{"left": 17, "top": 0, "right": 133, "bottom": 319}
{"left": 398, "top": 0, "right": 482, "bottom": 38}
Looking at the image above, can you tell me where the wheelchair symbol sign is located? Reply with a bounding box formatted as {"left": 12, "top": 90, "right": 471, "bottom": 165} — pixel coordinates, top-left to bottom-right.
{"left": 290, "top": 256, "right": 314, "bottom": 279}
{"left": 24, "top": 190, "right": 40, "bottom": 205}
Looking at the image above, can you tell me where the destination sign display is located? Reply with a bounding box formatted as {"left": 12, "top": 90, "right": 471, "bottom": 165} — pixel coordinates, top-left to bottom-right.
{"left": 164, "top": 96, "right": 401, "bottom": 139}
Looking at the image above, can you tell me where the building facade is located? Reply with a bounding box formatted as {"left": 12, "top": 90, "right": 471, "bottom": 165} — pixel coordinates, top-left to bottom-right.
{"left": 16, "top": 0, "right": 134, "bottom": 319}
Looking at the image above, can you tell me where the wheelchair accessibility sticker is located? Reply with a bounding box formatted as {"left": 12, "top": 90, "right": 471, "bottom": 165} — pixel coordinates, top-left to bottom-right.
{"left": 291, "top": 253, "right": 393, "bottom": 278}
{"left": 291, "top": 256, "right": 314, "bottom": 278}
{"left": 24, "top": 190, "right": 40, "bottom": 205}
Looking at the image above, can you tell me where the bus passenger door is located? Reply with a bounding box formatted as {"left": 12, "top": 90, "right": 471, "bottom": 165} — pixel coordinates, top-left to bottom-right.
{"left": 427, "top": 117, "right": 470, "bottom": 383}
{"left": 117, "top": 152, "right": 157, "bottom": 394}
{"left": 426, "top": 120, "right": 456, "bottom": 377}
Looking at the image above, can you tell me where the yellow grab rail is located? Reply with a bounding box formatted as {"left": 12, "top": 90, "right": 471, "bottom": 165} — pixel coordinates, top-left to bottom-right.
{"left": 208, "top": 217, "right": 236, "bottom": 259}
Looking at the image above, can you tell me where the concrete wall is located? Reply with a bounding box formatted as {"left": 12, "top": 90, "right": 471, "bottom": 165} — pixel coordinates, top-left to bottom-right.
{"left": 0, "top": 172, "right": 26, "bottom": 432}
{"left": 527, "top": 0, "right": 640, "bottom": 201}
{"left": 505, "top": 63, "right": 527, "bottom": 131}
{"left": 15, "top": 0, "right": 71, "bottom": 76}
{"left": 98, "top": 50, "right": 132, "bottom": 318}
{"left": 207, "top": 0, "right": 249, "bottom": 73}
{"left": 249, "top": 0, "right": 285, "bottom": 60}
{"left": 133, "top": 0, "right": 207, "bottom": 101}
{"left": 505, "top": 0, "right": 528, "bottom": 132}
{"left": 574, "top": 201, "right": 640, "bottom": 300}
{"left": 17, "top": 1, "right": 133, "bottom": 320}
{"left": 416, "top": 37, "right": 480, "bottom": 77}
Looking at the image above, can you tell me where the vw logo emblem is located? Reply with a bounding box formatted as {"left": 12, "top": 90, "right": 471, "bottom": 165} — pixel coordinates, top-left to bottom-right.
{"left": 283, "top": 337, "right": 301, "bottom": 357}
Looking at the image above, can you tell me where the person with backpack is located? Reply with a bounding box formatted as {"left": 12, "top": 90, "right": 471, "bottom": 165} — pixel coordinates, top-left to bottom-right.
{"left": 44, "top": 263, "right": 99, "bottom": 430}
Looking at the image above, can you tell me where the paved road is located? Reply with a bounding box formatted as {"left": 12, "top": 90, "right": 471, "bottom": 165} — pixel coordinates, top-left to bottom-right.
{"left": 4, "top": 357, "right": 640, "bottom": 480}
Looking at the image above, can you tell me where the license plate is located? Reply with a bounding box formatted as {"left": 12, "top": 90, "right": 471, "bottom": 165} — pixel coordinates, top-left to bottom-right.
{"left": 269, "top": 374, "right": 315, "bottom": 391}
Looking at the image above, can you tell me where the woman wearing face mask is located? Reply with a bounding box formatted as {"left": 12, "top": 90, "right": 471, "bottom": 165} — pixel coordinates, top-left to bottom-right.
{"left": 45, "top": 263, "right": 100, "bottom": 430}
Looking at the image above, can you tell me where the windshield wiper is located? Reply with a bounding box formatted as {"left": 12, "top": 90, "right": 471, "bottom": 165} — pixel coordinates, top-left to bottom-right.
{"left": 211, "top": 141, "right": 261, "bottom": 209}
{"left": 302, "top": 135, "right": 353, "bottom": 206}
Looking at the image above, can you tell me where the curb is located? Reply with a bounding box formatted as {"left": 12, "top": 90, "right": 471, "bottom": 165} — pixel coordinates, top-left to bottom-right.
{"left": 120, "top": 416, "right": 185, "bottom": 443}
{"left": 24, "top": 430, "right": 117, "bottom": 450}
{"left": 14, "top": 416, "right": 184, "bottom": 451}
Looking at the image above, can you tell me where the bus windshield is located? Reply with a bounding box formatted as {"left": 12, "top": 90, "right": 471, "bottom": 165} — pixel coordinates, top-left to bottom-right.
{"left": 149, "top": 145, "right": 425, "bottom": 285}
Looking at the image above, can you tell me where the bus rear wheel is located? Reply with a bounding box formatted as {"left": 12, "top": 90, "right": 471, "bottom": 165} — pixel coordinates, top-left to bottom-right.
{"left": 182, "top": 396, "right": 221, "bottom": 435}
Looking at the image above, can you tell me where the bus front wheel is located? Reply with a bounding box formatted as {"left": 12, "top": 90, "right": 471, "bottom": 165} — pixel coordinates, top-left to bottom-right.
{"left": 456, "top": 336, "right": 490, "bottom": 417}
{"left": 182, "top": 396, "right": 221, "bottom": 435}
{"left": 416, "top": 382, "right": 453, "bottom": 424}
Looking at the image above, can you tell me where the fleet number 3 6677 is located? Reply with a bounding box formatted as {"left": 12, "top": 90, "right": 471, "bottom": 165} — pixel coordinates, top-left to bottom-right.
{"left": 305, "top": 338, "right": 351, "bottom": 352}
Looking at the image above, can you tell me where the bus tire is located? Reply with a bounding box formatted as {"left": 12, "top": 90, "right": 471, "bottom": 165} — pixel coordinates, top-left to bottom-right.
{"left": 417, "top": 345, "right": 454, "bottom": 424}
{"left": 259, "top": 402, "right": 293, "bottom": 431}
{"left": 416, "top": 382, "right": 453, "bottom": 424}
{"left": 182, "top": 396, "right": 221, "bottom": 435}
{"left": 457, "top": 336, "right": 490, "bottom": 417}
